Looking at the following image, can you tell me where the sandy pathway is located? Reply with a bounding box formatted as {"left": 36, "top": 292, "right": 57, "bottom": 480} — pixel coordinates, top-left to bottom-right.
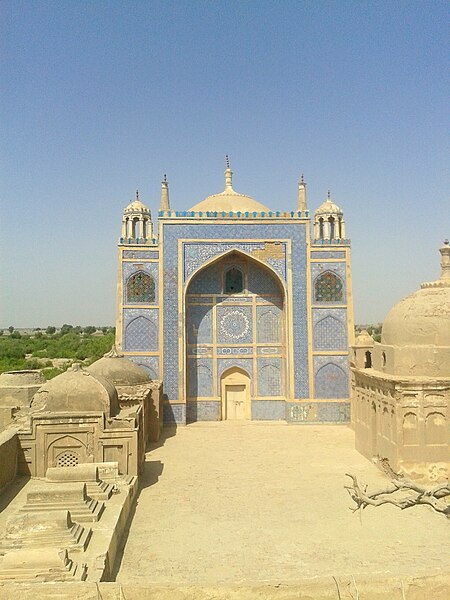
{"left": 117, "top": 423, "right": 450, "bottom": 585}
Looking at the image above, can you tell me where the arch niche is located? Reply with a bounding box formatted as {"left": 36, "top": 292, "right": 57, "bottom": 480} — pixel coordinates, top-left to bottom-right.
{"left": 184, "top": 250, "right": 287, "bottom": 421}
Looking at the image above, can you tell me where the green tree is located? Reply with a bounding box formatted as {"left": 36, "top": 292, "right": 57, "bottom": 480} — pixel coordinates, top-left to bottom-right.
{"left": 60, "top": 323, "right": 73, "bottom": 335}
{"left": 83, "top": 326, "right": 97, "bottom": 335}
{"left": 8, "top": 326, "right": 14, "bottom": 334}
{"left": 46, "top": 326, "right": 56, "bottom": 335}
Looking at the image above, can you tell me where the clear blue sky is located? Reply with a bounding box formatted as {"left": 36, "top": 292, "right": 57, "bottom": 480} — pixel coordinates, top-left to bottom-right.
{"left": 1, "top": 0, "right": 448, "bottom": 327}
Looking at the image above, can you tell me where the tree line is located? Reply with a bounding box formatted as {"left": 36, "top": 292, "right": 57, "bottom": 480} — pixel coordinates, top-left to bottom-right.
{"left": 0, "top": 326, "right": 116, "bottom": 378}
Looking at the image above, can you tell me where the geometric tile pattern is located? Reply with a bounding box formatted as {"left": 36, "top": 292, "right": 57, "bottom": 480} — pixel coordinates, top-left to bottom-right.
{"left": 183, "top": 242, "right": 287, "bottom": 281}
{"left": 311, "top": 251, "right": 345, "bottom": 259}
{"left": 251, "top": 400, "right": 286, "bottom": 420}
{"left": 123, "top": 250, "right": 159, "bottom": 259}
{"left": 257, "top": 358, "right": 282, "bottom": 396}
{"left": 128, "top": 355, "right": 159, "bottom": 380}
{"left": 126, "top": 272, "right": 155, "bottom": 303}
{"left": 286, "top": 402, "right": 350, "bottom": 422}
{"left": 123, "top": 308, "right": 158, "bottom": 352}
{"left": 163, "top": 403, "right": 186, "bottom": 424}
{"left": 186, "top": 359, "right": 214, "bottom": 397}
{"left": 187, "top": 264, "right": 221, "bottom": 294}
{"left": 248, "top": 266, "right": 282, "bottom": 295}
{"left": 123, "top": 261, "right": 158, "bottom": 303}
{"left": 313, "top": 312, "right": 347, "bottom": 351}
{"left": 314, "top": 271, "right": 343, "bottom": 302}
{"left": 124, "top": 316, "right": 156, "bottom": 351}
{"left": 313, "top": 355, "right": 349, "bottom": 399}
{"left": 187, "top": 305, "right": 213, "bottom": 345}
{"left": 216, "top": 305, "right": 253, "bottom": 344}
{"left": 187, "top": 401, "right": 221, "bottom": 422}
{"left": 311, "top": 262, "right": 346, "bottom": 304}
{"left": 256, "top": 306, "right": 282, "bottom": 343}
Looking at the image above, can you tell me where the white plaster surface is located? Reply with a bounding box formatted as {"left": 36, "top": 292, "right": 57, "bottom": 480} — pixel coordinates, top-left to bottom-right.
{"left": 117, "top": 423, "right": 450, "bottom": 585}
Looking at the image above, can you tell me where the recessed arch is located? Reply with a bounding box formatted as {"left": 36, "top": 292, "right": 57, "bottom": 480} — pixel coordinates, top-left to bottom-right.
{"left": 314, "top": 270, "right": 343, "bottom": 303}
{"left": 126, "top": 271, "right": 155, "bottom": 303}
{"left": 185, "top": 249, "right": 287, "bottom": 421}
{"left": 184, "top": 247, "right": 287, "bottom": 296}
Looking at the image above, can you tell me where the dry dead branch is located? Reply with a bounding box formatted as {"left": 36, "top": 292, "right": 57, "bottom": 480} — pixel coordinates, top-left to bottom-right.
{"left": 345, "top": 473, "right": 450, "bottom": 519}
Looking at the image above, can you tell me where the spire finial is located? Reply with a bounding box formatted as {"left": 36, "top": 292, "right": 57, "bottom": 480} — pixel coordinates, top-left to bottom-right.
{"left": 159, "top": 174, "right": 170, "bottom": 211}
{"left": 224, "top": 155, "right": 233, "bottom": 190}
{"left": 135, "top": 189, "right": 139, "bottom": 200}
{"left": 327, "top": 189, "right": 331, "bottom": 200}
{"left": 297, "top": 173, "right": 307, "bottom": 211}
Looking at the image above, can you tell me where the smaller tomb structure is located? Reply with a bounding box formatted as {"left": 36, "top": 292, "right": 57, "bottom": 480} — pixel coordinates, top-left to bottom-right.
{"left": 351, "top": 241, "right": 450, "bottom": 482}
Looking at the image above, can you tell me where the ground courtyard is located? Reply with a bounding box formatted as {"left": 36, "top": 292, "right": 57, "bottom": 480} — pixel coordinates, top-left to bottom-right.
{"left": 116, "top": 423, "right": 450, "bottom": 586}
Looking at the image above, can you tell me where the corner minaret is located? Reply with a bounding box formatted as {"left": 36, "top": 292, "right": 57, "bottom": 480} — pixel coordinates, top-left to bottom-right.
{"left": 313, "top": 190, "right": 345, "bottom": 241}
{"left": 159, "top": 174, "right": 170, "bottom": 212}
{"left": 297, "top": 174, "right": 307, "bottom": 212}
{"left": 122, "top": 189, "right": 153, "bottom": 242}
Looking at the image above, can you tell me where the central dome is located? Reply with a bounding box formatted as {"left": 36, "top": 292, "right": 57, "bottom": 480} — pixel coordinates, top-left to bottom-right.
{"left": 189, "top": 162, "right": 270, "bottom": 213}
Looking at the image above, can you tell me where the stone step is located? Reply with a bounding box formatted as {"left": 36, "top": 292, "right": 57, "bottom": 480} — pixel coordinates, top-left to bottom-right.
{"left": 0, "top": 548, "right": 86, "bottom": 582}
{"left": 0, "top": 511, "right": 92, "bottom": 554}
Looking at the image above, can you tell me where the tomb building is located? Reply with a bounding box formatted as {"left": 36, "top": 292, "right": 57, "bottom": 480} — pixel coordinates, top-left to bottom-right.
{"left": 351, "top": 241, "right": 450, "bottom": 482}
{"left": 18, "top": 362, "right": 147, "bottom": 476}
{"left": 116, "top": 163, "right": 355, "bottom": 424}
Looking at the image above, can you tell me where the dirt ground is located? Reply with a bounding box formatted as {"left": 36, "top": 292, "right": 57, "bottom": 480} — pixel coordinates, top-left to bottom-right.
{"left": 116, "top": 422, "right": 450, "bottom": 586}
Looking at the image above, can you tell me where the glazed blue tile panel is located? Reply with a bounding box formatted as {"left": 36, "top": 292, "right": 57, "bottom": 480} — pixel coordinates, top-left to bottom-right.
{"left": 216, "top": 305, "right": 253, "bottom": 344}
{"left": 311, "top": 262, "right": 346, "bottom": 304}
{"left": 187, "top": 358, "right": 214, "bottom": 397}
{"left": 162, "top": 222, "right": 308, "bottom": 401}
{"left": 257, "top": 357, "right": 282, "bottom": 396}
{"left": 123, "top": 308, "right": 159, "bottom": 351}
{"left": 128, "top": 355, "right": 159, "bottom": 380}
{"left": 312, "top": 308, "right": 347, "bottom": 351}
{"left": 163, "top": 403, "right": 186, "bottom": 425}
{"left": 123, "top": 262, "right": 158, "bottom": 304}
{"left": 217, "top": 347, "right": 253, "bottom": 356}
{"left": 256, "top": 305, "right": 282, "bottom": 343}
{"left": 187, "top": 263, "right": 221, "bottom": 294}
{"left": 183, "top": 242, "right": 287, "bottom": 281}
{"left": 286, "top": 402, "right": 350, "bottom": 422}
{"left": 217, "top": 358, "right": 253, "bottom": 394}
{"left": 186, "top": 304, "right": 213, "bottom": 345}
{"left": 317, "top": 402, "right": 350, "bottom": 422}
{"left": 313, "top": 355, "right": 349, "bottom": 399}
{"left": 252, "top": 400, "right": 286, "bottom": 420}
{"left": 311, "top": 251, "right": 345, "bottom": 259}
{"left": 187, "top": 401, "right": 221, "bottom": 422}
{"left": 248, "top": 264, "right": 282, "bottom": 295}
{"left": 123, "top": 250, "right": 159, "bottom": 259}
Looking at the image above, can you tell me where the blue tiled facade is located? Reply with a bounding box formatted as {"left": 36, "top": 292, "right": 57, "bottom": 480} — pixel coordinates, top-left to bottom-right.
{"left": 118, "top": 209, "right": 352, "bottom": 425}
{"left": 162, "top": 223, "right": 309, "bottom": 408}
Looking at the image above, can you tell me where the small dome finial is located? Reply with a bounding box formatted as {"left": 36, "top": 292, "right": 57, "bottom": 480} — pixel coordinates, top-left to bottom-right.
{"left": 135, "top": 189, "right": 139, "bottom": 200}
{"left": 327, "top": 189, "right": 331, "bottom": 200}
{"left": 163, "top": 174, "right": 167, "bottom": 183}
{"left": 225, "top": 154, "right": 230, "bottom": 169}
{"left": 301, "top": 173, "right": 304, "bottom": 183}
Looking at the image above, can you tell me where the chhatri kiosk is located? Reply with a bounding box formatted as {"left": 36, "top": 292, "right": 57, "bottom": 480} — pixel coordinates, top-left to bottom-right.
{"left": 116, "top": 161, "right": 354, "bottom": 424}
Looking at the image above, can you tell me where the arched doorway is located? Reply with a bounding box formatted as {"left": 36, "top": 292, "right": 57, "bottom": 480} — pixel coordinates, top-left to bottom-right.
{"left": 221, "top": 367, "right": 251, "bottom": 420}
{"left": 185, "top": 250, "right": 286, "bottom": 422}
